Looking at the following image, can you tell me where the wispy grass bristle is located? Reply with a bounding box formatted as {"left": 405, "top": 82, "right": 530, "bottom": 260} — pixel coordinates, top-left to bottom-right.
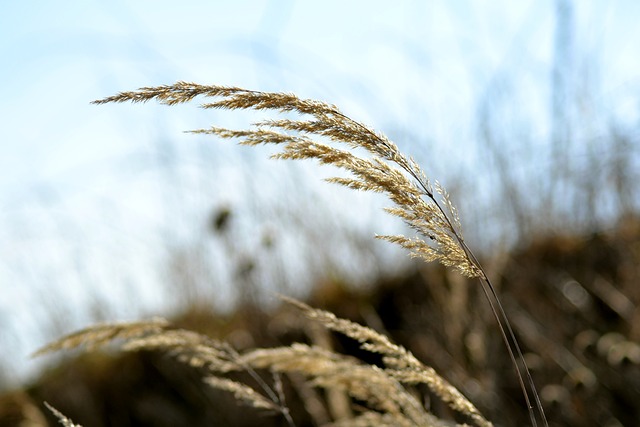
{"left": 203, "top": 376, "right": 281, "bottom": 412}
{"left": 33, "top": 318, "right": 169, "bottom": 357}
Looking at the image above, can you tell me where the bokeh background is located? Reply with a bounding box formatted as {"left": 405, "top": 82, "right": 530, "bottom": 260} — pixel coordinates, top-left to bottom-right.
{"left": 2, "top": 1, "right": 640, "bottom": 426}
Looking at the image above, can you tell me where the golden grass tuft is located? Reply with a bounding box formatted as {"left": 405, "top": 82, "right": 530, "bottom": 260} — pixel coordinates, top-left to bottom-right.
{"left": 37, "top": 297, "right": 490, "bottom": 427}
{"left": 93, "top": 82, "right": 479, "bottom": 279}
{"left": 32, "top": 318, "right": 169, "bottom": 357}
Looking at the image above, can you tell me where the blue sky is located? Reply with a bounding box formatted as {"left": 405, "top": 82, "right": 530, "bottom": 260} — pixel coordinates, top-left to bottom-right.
{"left": 2, "top": 0, "right": 639, "bottom": 196}
{"left": 2, "top": 0, "right": 640, "bottom": 384}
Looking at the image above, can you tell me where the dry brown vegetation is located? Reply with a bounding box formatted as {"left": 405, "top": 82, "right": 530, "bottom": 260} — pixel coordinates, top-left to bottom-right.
{"left": 2, "top": 83, "right": 639, "bottom": 427}
{"left": 12, "top": 224, "right": 640, "bottom": 426}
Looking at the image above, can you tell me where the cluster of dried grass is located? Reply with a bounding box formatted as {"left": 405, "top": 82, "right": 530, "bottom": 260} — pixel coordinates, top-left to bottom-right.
{"left": 37, "top": 83, "right": 549, "bottom": 426}
{"left": 37, "top": 298, "right": 490, "bottom": 427}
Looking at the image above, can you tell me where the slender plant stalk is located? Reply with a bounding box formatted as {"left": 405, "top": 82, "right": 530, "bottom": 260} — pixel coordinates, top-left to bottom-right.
{"left": 330, "top": 105, "right": 546, "bottom": 424}
{"left": 91, "top": 82, "right": 547, "bottom": 426}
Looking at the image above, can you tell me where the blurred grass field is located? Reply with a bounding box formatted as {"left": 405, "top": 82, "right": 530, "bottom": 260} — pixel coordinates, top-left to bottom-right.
{"left": 2, "top": 214, "right": 639, "bottom": 426}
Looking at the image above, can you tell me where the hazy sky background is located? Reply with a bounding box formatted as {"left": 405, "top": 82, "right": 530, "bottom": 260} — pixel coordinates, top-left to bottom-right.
{"left": 2, "top": 0, "right": 640, "bottom": 385}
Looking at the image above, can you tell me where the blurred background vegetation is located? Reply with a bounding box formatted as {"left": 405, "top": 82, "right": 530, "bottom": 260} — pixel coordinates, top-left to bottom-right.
{"left": 1, "top": 1, "right": 639, "bottom": 426}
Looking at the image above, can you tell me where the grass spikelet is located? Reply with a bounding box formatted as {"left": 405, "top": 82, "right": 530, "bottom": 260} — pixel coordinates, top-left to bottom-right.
{"left": 282, "top": 297, "right": 491, "bottom": 427}
{"left": 203, "top": 376, "right": 281, "bottom": 412}
{"left": 44, "top": 402, "right": 82, "bottom": 427}
{"left": 122, "top": 329, "right": 243, "bottom": 372}
{"left": 32, "top": 318, "right": 169, "bottom": 357}
{"left": 241, "top": 344, "right": 431, "bottom": 425}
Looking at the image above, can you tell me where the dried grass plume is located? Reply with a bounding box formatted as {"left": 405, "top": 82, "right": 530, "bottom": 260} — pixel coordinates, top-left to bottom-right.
{"left": 33, "top": 82, "right": 550, "bottom": 427}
